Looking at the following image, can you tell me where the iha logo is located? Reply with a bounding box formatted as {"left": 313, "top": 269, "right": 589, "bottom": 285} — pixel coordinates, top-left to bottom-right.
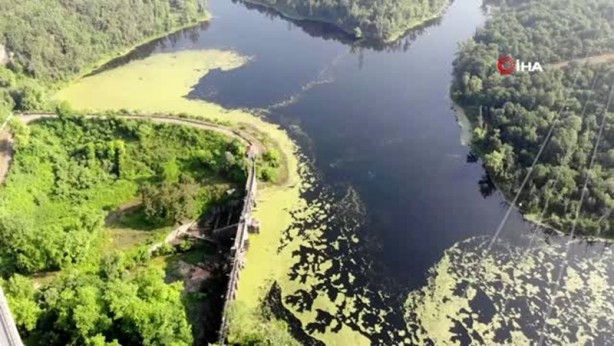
{"left": 497, "top": 56, "right": 543, "bottom": 74}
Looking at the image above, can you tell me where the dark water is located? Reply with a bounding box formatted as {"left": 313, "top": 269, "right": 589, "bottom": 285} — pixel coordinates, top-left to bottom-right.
{"left": 179, "top": 0, "right": 531, "bottom": 284}
{"left": 101, "top": 0, "right": 614, "bottom": 343}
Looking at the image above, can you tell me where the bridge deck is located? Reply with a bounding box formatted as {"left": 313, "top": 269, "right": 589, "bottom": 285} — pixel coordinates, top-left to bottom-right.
{"left": 217, "top": 160, "right": 257, "bottom": 343}
{"left": 0, "top": 286, "right": 23, "bottom": 346}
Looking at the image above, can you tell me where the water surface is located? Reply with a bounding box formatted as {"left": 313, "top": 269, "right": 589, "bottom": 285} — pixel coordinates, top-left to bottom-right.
{"left": 178, "top": 0, "right": 530, "bottom": 284}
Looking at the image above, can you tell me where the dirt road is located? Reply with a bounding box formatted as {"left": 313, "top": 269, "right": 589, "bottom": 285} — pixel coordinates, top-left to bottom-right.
{"left": 0, "top": 113, "right": 264, "bottom": 185}
{"left": 550, "top": 53, "right": 614, "bottom": 69}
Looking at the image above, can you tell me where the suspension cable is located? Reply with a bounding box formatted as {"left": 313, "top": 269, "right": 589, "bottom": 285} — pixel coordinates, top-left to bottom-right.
{"left": 537, "top": 79, "right": 614, "bottom": 346}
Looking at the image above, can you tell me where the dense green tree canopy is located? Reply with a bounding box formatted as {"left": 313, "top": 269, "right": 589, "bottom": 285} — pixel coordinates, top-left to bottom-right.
{"left": 0, "top": 0, "right": 207, "bottom": 114}
{"left": 453, "top": 0, "right": 614, "bottom": 237}
{"left": 140, "top": 177, "right": 200, "bottom": 225}
{"left": 0, "top": 0, "right": 205, "bottom": 81}
{"left": 1, "top": 275, "right": 41, "bottom": 333}
{"left": 22, "top": 268, "right": 193, "bottom": 346}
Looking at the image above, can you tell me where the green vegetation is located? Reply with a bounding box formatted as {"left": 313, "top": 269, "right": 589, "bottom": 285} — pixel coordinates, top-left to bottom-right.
{"left": 0, "top": 115, "right": 245, "bottom": 275}
{"left": 257, "top": 148, "right": 282, "bottom": 182}
{"left": 452, "top": 0, "right": 614, "bottom": 236}
{"left": 0, "top": 0, "right": 207, "bottom": 116}
{"left": 0, "top": 115, "right": 250, "bottom": 344}
{"left": 140, "top": 178, "right": 201, "bottom": 226}
{"left": 0, "top": 1, "right": 296, "bottom": 343}
{"left": 242, "top": 0, "right": 449, "bottom": 42}
{"left": 226, "top": 302, "right": 300, "bottom": 346}
{"left": 3, "top": 266, "right": 192, "bottom": 345}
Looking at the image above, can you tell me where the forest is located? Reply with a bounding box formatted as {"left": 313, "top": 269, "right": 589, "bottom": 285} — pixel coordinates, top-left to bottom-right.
{"left": 239, "top": 0, "right": 449, "bottom": 42}
{"left": 0, "top": 115, "right": 254, "bottom": 344}
{"left": 0, "top": 0, "right": 207, "bottom": 116}
{"left": 452, "top": 0, "right": 614, "bottom": 236}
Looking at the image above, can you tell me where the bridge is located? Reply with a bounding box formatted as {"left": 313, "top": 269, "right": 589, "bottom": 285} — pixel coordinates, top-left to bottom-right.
{"left": 217, "top": 155, "right": 258, "bottom": 344}
{"left": 0, "top": 286, "right": 23, "bottom": 346}
{"left": 0, "top": 112, "right": 263, "bottom": 346}
{"left": 0, "top": 113, "right": 22, "bottom": 346}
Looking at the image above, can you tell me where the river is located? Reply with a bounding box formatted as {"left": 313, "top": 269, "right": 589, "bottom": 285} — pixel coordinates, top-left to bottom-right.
{"left": 96, "top": 0, "right": 614, "bottom": 344}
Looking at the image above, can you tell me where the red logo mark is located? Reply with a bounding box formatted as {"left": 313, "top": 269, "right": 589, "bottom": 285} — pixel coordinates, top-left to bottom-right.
{"left": 497, "top": 56, "right": 515, "bottom": 75}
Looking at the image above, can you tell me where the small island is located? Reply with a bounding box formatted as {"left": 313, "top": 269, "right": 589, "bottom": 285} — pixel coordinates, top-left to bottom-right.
{"left": 240, "top": 0, "right": 450, "bottom": 43}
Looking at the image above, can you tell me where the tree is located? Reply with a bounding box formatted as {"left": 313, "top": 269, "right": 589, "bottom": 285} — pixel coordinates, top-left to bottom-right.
{"left": 1, "top": 117, "right": 234, "bottom": 274}
{"left": 0, "top": 0, "right": 207, "bottom": 115}
{"left": 35, "top": 274, "right": 111, "bottom": 344}
{"left": 140, "top": 177, "right": 200, "bottom": 225}
{"left": 227, "top": 302, "right": 300, "bottom": 346}
{"left": 31, "top": 268, "right": 193, "bottom": 346}
{"left": 86, "top": 335, "right": 121, "bottom": 346}
{"left": 8, "top": 117, "right": 30, "bottom": 147}
{"left": 105, "top": 268, "right": 193, "bottom": 346}
{"left": 100, "top": 252, "right": 126, "bottom": 280}
{"left": 55, "top": 101, "right": 75, "bottom": 117}
{"left": 12, "top": 81, "right": 45, "bottom": 110}
{"left": 2, "top": 275, "right": 41, "bottom": 333}
{"left": 467, "top": 75, "right": 483, "bottom": 94}
{"left": 263, "top": 149, "right": 281, "bottom": 168}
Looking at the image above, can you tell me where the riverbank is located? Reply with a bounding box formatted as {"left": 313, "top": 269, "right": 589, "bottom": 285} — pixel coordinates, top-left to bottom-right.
{"left": 50, "top": 12, "right": 212, "bottom": 92}
{"left": 453, "top": 102, "right": 473, "bottom": 146}
{"left": 453, "top": 101, "right": 560, "bottom": 232}
{"left": 453, "top": 100, "right": 614, "bottom": 243}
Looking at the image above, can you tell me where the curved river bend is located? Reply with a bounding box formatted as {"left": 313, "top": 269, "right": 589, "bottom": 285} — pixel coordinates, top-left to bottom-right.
{"left": 97, "top": 0, "right": 614, "bottom": 344}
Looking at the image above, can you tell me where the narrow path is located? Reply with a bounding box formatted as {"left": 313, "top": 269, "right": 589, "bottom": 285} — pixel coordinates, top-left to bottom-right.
{"left": 550, "top": 53, "right": 614, "bottom": 69}
{"left": 0, "top": 113, "right": 14, "bottom": 184}
{"left": 149, "top": 222, "right": 197, "bottom": 254}
{"left": 0, "top": 112, "right": 265, "bottom": 186}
